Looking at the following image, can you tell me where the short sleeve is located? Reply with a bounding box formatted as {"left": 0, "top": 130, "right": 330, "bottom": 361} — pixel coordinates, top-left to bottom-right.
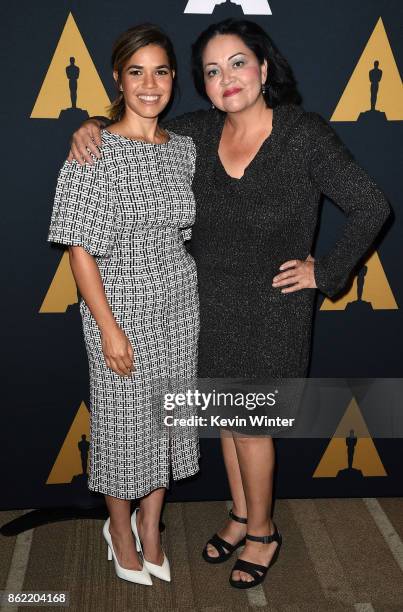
{"left": 306, "top": 112, "right": 390, "bottom": 298}
{"left": 47, "top": 156, "right": 116, "bottom": 258}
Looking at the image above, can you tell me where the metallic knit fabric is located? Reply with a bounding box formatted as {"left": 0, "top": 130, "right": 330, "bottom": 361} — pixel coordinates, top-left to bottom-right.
{"left": 164, "top": 104, "right": 390, "bottom": 378}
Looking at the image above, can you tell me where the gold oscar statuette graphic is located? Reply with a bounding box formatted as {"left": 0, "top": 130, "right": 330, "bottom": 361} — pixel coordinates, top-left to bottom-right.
{"left": 47, "top": 401, "right": 91, "bottom": 484}
{"left": 320, "top": 251, "right": 398, "bottom": 311}
{"left": 313, "top": 397, "right": 387, "bottom": 478}
{"left": 40, "top": 251, "right": 78, "bottom": 313}
{"left": 31, "top": 12, "right": 110, "bottom": 119}
{"left": 331, "top": 17, "right": 403, "bottom": 122}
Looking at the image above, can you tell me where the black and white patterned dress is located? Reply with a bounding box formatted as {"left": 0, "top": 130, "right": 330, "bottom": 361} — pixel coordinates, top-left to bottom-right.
{"left": 47, "top": 129, "right": 200, "bottom": 499}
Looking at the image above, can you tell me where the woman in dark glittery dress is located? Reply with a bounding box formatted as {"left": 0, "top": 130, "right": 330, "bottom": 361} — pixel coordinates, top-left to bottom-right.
{"left": 68, "top": 19, "right": 390, "bottom": 589}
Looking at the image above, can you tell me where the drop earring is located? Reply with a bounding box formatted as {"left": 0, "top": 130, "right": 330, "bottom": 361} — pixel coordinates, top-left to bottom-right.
{"left": 261, "top": 83, "right": 266, "bottom": 95}
{"left": 211, "top": 102, "right": 215, "bottom": 109}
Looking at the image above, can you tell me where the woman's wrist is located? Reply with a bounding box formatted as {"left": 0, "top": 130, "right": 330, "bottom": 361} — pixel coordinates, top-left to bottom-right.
{"left": 99, "top": 317, "right": 120, "bottom": 335}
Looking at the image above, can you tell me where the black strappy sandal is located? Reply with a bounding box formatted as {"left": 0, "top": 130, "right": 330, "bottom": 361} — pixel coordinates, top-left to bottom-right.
{"left": 202, "top": 508, "right": 247, "bottom": 564}
{"left": 229, "top": 522, "right": 282, "bottom": 589}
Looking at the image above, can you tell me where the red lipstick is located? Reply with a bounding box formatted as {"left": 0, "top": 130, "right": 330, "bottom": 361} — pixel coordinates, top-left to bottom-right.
{"left": 223, "top": 87, "right": 242, "bottom": 98}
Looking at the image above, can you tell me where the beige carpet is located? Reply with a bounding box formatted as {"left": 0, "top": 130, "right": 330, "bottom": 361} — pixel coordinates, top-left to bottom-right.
{"left": 1, "top": 498, "right": 403, "bottom": 612}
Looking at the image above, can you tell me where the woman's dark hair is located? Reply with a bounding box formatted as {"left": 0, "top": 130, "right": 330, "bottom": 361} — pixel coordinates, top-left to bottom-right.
{"left": 108, "top": 23, "right": 177, "bottom": 121}
{"left": 191, "top": 19, "right": 301, "bottom": 108}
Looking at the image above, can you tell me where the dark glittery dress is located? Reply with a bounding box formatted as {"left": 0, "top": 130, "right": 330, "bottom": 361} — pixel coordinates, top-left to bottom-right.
{"left": 164, "top": 103, "right": 390, "bottom": 380}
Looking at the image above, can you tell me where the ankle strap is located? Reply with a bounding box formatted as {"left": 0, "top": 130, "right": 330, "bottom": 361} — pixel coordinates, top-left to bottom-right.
{"left": 229, "top": 508, "right": 247, "bottom": 524}
{"left": 246, "top": 523, "right": 280, "bottom": 544}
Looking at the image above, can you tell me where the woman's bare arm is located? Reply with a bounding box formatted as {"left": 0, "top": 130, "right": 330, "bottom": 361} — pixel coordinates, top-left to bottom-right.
{"left": 67, "top": 109, "right": 210, "bottom": 164}
{"left": 68, "top": 246, "right": 134, "bottom": 376}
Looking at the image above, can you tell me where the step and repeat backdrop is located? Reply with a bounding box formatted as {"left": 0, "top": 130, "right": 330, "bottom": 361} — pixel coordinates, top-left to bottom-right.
{"left": 1, "top": 0, "right": 402, "bottom": 508}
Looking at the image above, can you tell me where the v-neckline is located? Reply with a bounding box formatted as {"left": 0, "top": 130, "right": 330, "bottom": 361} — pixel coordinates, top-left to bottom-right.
{"left": 216, "top": 106, "right": 277, "bottom": 181}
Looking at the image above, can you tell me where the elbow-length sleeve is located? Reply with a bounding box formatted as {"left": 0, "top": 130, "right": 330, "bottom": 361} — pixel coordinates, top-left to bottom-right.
{"left": 307, "top": 112, "right": 391, "bottom": 298}
{"left": 47, "top": 156, "right": 116, "bottom": 257}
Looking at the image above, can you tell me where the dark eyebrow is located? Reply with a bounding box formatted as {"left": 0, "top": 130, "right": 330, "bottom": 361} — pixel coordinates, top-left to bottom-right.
{"left": 204, "top": 52, "right": 246, "bottom": 67}
{"left": 126, "top": 64, "right": 170, "bottom": 70}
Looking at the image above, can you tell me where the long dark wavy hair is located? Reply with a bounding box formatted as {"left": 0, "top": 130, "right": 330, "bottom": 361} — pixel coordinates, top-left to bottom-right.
{"left": 191, "top": 19, "right": 302, "bottom": 108}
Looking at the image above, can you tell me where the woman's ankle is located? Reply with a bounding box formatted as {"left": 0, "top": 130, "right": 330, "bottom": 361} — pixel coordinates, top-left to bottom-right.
{"left": 231, "top": 504, "right": 247, "bottom": 519}
{"left": 246, "top": 518, "right": 274, "bottom": 536}
{"left": 109, "top": 523, "right": 134, "bottom": 539}
{"left": 137, "top": 514, "right": 160, "bottom": 534}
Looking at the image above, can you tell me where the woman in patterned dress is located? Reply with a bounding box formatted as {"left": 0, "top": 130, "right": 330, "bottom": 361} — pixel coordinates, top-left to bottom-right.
{"left": 47, "top": 25, "right": 199, "bottom": 585}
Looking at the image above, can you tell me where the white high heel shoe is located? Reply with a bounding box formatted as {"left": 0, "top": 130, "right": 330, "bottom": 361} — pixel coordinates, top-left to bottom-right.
{"left": 103, "top": 517, "right": 152, "bottom": 585}
{"left": 131, "top": 508, "right": 171, "bottom": 582}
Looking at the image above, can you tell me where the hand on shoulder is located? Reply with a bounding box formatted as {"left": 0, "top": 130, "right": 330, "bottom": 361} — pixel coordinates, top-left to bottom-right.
{"left": 68, "top": 118, "right": 105, "bottom": 166}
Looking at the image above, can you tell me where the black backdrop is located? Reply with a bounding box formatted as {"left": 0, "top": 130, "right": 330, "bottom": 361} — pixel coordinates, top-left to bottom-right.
{"left": 1, "top": 0, "right": 402, "bottom": 509}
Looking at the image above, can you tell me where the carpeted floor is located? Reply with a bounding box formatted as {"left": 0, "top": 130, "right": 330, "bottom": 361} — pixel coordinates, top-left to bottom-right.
{"left": 1, "top": 498, "right": 403, "bottom": 612}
